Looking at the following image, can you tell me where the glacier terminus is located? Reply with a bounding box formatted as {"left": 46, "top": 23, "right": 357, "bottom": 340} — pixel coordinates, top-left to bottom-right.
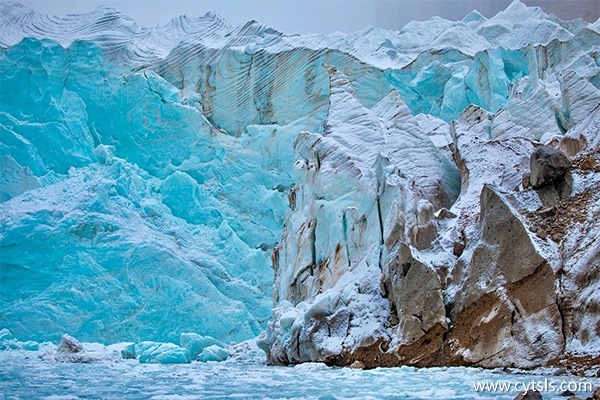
{"left": 1, "top": 1, "right": 600, "bottom": 396}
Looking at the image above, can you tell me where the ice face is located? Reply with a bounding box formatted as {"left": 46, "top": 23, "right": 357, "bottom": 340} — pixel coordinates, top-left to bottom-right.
{"left": 1, "top": 0, "right": 599, "bottom": 360}
{"left": 0, "top": 38, "right": 293, "bottom": 344}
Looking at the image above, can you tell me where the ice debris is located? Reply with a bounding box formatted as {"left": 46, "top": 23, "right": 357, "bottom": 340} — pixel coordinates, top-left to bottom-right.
{"left": 41, "top": 334, "right": 121, "bottom": 363}
{"left": 121, "top": 342, "right": 192, "bottom": 364}
{"left": 0, "top": 328, "right": 39, "bottom": 351}
{"left": 198, "top": 345, "right": 229, "bottom": 362}
{"left": 179, "top": 332, "right": 225, "bottom": 360}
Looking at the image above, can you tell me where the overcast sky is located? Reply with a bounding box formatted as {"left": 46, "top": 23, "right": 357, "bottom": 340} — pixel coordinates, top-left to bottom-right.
{"left": 14, "top": 0, "right": 600, "bottom": 34}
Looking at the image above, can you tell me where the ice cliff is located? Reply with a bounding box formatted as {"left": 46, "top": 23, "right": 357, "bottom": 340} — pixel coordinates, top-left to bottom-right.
{"left": 0, "top": 1, "right": 599, "bottom": 369}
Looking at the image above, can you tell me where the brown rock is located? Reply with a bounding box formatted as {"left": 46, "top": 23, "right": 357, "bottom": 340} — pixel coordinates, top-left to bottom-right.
{"left": 436, "top": 208, "right": 457, "bottom": 219}
{"left": 384, "top": 243, "right": 447, "bottom": 349}
{"left": 413, "top": 221, "right": 437, "bottom": 250}
{"left": 537, "top": 228, "right": 548, "bottom": 240}
{"left": 580, "top": 157, "right": 596, "bottom": 171}
{"left": 523, "top": 172, "right": 531, "bottom": 188}
{"left": 537, "top": 207, "right": 555, "bottom": 216}
{"left": 349, "top": 360, "right": 365, "bottom": 369}
{"left": 529, "top": 224, "right": 538, "bottom": 232}
{"left": 453, "top": 240, "right": 465, "bottom": 257}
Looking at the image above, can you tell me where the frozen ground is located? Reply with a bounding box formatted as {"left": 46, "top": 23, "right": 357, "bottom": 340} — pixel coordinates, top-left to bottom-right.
{"left": 0, "top": 350, "right": 598, "bottom": 400}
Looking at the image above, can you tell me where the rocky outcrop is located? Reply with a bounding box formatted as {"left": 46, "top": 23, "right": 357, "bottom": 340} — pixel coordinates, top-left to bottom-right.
{"left": 381, "top": 242, "right": 448, "bottom": 366}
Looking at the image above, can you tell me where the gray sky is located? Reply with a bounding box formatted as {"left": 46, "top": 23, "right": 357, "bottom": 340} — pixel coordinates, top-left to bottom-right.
{"left": 14, "top": 0, "right": 600, "bottom": 34}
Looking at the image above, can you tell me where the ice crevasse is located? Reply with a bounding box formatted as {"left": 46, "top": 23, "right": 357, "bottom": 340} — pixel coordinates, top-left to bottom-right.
{"left": 0, "top": 0, "right": 599, "bottom": 368}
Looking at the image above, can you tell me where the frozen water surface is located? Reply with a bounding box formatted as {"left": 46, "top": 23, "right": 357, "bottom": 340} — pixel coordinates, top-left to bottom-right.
{"left": 1, "top": 351, "right": 598, "bottom": 399}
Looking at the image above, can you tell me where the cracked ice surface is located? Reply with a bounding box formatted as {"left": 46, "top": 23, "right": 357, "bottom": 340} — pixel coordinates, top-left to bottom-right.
{"left": 1, "top": 349, "right": 599, "bottom": 399}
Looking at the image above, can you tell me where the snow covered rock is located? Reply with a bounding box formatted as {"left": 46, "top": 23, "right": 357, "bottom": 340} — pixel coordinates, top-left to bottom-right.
{"left": 529, "top": 146, "right": 573, "bottom": 207}
{"left": 446, "top": 185, "right": 563, "bottom": 368}
{"left": 383, "top": 243, "right": 448, "bottom": 365}
{"left": 56, "top": 334, "right": 85, "bottom": 354}
{"left": 41, "top": 334, "right": 121, "bottom": 363}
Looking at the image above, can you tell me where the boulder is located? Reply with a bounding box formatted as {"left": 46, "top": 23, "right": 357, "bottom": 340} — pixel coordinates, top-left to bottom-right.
{"left": 43, "top": 334, "right": 119, "bottom": 363}
{"left": 57, "top": 334, "right": 84, "bottom": 353}
{"left": 530, "top": 147, "right": 571, "bottom": 188}
{"left": 348, "top": 360, "right": 365, "bottom": 369}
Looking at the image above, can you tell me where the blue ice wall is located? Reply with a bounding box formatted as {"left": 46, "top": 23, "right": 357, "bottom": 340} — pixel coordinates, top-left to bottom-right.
{"left": 0, "top": 38, "right": 299, "bottom": 344}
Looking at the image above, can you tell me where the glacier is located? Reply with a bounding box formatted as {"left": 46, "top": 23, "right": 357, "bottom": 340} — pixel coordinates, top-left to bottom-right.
{"left": 0, "top": 0, "right": 599, "bottom": 373}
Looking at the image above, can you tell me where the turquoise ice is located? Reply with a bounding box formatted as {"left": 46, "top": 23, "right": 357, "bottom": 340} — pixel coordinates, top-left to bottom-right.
{"left": 0, "top": 38, "right": 297, "bottom": 344}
